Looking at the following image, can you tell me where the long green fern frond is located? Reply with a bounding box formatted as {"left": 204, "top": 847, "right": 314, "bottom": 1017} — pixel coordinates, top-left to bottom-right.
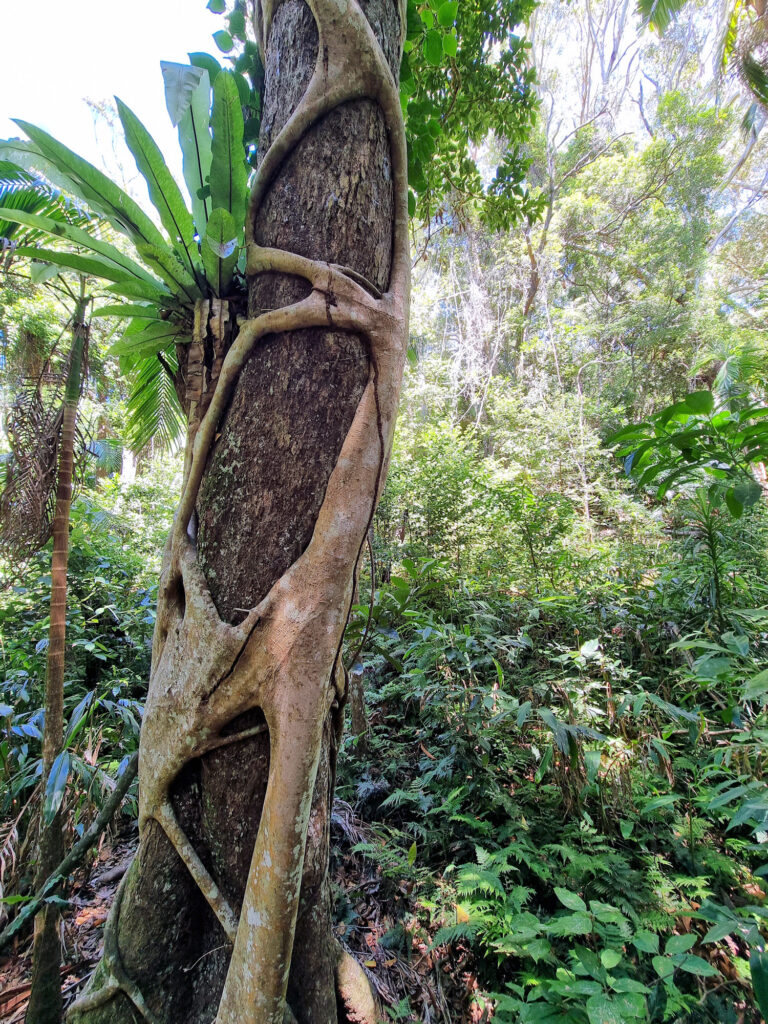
{"left": 125, "top": 350, "right": 185, "bottom": 453}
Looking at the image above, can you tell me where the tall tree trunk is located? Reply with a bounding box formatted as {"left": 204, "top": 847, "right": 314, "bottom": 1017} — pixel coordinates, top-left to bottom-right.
{"left": 27, "top": 291, "right": 89, "bottom": 1024}
{"left": 70, "top": 2, "right": 407, "bottom": 1022}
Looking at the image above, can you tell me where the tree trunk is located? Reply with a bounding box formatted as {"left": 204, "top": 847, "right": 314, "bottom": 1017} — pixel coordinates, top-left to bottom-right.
{"left": 70, "top": 2, "right": 407, "bottom": 1022}
{"left": 27, "top": 291, "right": 89, "bottom": 1024}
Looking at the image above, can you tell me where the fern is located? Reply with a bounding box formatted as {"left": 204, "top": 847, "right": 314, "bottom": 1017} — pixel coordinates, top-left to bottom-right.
{"left": 456, "top": 865, "right": 505, "bottom": 898}
{"left": 430, "top": 922, "right": 478, "bottom": 948}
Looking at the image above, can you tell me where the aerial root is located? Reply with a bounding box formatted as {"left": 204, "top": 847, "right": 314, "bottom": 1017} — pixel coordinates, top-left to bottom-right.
{"left": 335, "top": 942, "right": 382, "bottom": 1024}
{"left": 119, "top": 0, "right": 410, "bottom": 1015}
{"left": 68, "top": 875, "right": 160, "bottom": 1024}
{"left": 155, "top": 800, "right": 239, "bottom": 942}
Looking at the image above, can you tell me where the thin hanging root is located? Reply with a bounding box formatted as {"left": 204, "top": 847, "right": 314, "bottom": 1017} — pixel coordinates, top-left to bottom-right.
{"left": 205, "top": 722, "right": 268, "bottom": 752}
{"left": 68, "top": 876, "right": 160, "bottom": 1024}
{"left": 155, "top": 801, "right": 239, "bottom": 942}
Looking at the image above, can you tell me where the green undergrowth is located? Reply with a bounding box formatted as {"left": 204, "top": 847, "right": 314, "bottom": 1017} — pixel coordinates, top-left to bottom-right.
{"left": 0, "top": 460, "right": 178, "bottom": 911}
{"left": 339, "top": 557, "right": 768, "bottom": 1023}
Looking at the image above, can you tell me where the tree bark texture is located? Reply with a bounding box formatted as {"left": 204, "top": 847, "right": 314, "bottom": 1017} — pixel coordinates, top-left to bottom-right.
{"left": 27, "top": 297, "right": 88, "bottom": 1024}
{"left": 70, "top": 2, "right": 407, "bottom": 1022}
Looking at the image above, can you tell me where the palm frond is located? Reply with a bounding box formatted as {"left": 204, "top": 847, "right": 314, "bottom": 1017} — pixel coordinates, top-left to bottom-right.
{"left": 0, "top": 163, "right": 90, "bottom": 245}
{"left": 125, "top": 350, "right": 185, "bottom": 453}
{"left": 0, "top": 376, "right": 93, "bottom": 562}
{"left": 636, "top": 0, "right": 689, "bottom": 34}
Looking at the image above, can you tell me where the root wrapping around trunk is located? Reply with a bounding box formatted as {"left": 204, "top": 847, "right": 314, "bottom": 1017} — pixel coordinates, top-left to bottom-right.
{"left": 75, "top": 0, "right": 409, "bottom": 1020}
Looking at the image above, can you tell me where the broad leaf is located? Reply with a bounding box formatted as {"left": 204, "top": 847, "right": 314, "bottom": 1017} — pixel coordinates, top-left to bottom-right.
{"left": 554, "top": 887, "right": 587, "bottom": 913}
{"left": 104, "top": 279, "right": 174, "bottom": 302}
{"left": 115, "top": 97, "right": 202, "bottom": 286}
{"left": 110, "top": 319, "right": 185, "bottom": 359}
{"left": 751, "top": 949, "right": 768, "bottom": 1022}
{"left": 202, "top": 207, "right": 238, "bottom": 296}
{"left": 12, "top": 246, "right": 150, "bottom": 286}
{"left": 162, "top": 63, "right": 213, "bottom": 235}
{"left": 43, "top": 751, "right": 71, "bottom": 826}
{"left": 136, "top": 243, "right": 202, "bottom": 303}
{"left": 0, "top": 206, "right": 161, "bottom": 287}
{"left": 210, "top": 71, "right": 248, "bottom": 230}
{"left": 14, "top": 120, "right": 168, "bottom": 250}
{"left": 92, "top": 303, "right": 161, "bottom": 319}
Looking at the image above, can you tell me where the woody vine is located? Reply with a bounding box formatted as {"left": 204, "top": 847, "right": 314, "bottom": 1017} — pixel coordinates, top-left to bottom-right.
{"left": 65, "top": 0, "right": 409, "bottom": 1021}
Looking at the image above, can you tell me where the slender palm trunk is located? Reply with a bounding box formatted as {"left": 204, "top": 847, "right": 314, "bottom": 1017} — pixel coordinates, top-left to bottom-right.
{"left": 27, "top": 292, "right": 89, "bottom": 1024}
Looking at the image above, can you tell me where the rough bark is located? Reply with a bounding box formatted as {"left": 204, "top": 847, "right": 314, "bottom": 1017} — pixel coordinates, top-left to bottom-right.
{"left": 27, "top": 295, "right": 88, "bottom": 1024}
{"left": 70, "top": 2, "right": 406, "bottom": 1022}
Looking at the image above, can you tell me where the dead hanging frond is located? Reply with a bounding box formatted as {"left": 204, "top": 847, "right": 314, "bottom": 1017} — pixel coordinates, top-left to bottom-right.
{"left": 0, "top": 817, "right": 21, "bottom": 929}
{"left": 0, "top": 373, "right": 93, "bottom": 566}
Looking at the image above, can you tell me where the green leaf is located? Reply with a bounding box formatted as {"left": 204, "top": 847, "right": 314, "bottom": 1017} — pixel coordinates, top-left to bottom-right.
{"left": 28, "top": 262, "right": 61, "bottom": 284}
{"left": 641, "top": 794, "right": 679, "bottom": 815}
{"left": 13, "top": 246, "right": 146, "bottom": 286}
{"left": 424, "top": 30, "right": 443, "bottom": 66}
{"left": 725, "top": 487, "right": 744, "bottom": 519}
{"left": 548, "top": 910, "right": 593, "bottom": 936}
{"left": 228, "top": 8, "right": 246, "bottom": 39}
{"left": 189, "top": 51, "right": 222, "bottom": 82}
{"left": 750, "top": 949, "right": 768, "bottom": 1022}
{"left": 14, "top": 120, "right": 167, "bottom": 250}
{"left": 213, "top": 29, "right": 234, "bottom": 52}
{"left": 126, "top": 349, "right": 185, "bottom": 452}
{"left": 104, "top": 279, "right": 173, "bottom": 303}
{"left": 586, "top": 994, "right": 624, "bottom": 1024}
{"left": 92, "top": 303, "right": 161, "bottom": 320}
{"left": 203, "top": 207, "right": 238, "bottom": 296}
{"left": 665, "top": 933, "right": 696, "bottom": 955}
{"left": 407, "top": 842, "right": 417, "bottom": 866}
{"left": 702, "top": 922, "right": 736, "bottom": 944}
{"left": 554, "top": 887, "right": 587, "bottom": 913}
{"left": 652, "top": 955, "right": 675, "bottom": 980}
{"left": 443, "top": 33, "right": 458, "bottom": 57}
{"left": 534, "top": 744, "right": 553, "bottom": 782}
{"left": 437, "top": 1, "right": 458, "bottom": 26}
{"left": 734, "top": 479, "right": 762, "bottom": 507}
{"left": 637, "top": 0, "right": 687, "bottom": 33}
{"left": 110, "top": 320, "right": 184, "bottom": 359}
{"left": 600, "top": 948, "right": 622, "bottom": 969}
{"left": 161, "top": 63, "right": 213, "bottom": 235}
{"left": 43, "top": 751, "right": 70, "bottom": 826}
{"left": 210, "top": 71, "right": 248, "bottom": 229}
{"left": 207, "top": 0, "right": 226, "bottom": 11}
{"left": 632, "top": 930, "right": 659, "bottom": 954}
{"left": 744, "top": 668, "right": 768, "bottom": 701}
{"left": 683, "top": 391, "right": 714, "bottom": 415}
{"left": 0, "top": 206, "right": 160, "bottom": 287}
{"left": 673, "top": 954, "right": 719, "bottom": 977}
{"left": 136, "top": 243, "right": 201, "bottom": 302}
{"left": 115, "top": 98, "right": 202, "bottom": 286}
{"left": 524, "top": 938, "right": 551, "bottom": 962}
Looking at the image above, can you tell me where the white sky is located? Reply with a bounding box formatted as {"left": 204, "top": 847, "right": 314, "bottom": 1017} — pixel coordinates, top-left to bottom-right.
{"left": 1, "top": 0, "right": 221, "bottom": 187}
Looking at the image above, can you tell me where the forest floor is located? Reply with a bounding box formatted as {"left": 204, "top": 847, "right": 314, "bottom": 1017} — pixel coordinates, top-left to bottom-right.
{"left": 0, "top": 804, "right": 472, "bottom": 1024}
{"left": 0, "top": 831, "right": 135, "bottom": 1023}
